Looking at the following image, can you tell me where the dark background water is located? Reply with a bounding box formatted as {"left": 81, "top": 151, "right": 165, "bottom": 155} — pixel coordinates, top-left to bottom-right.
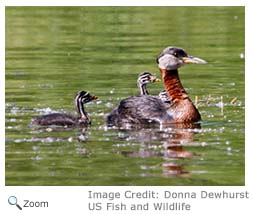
{"left": 5, "top": 6, "right": 244, "bottom": 185}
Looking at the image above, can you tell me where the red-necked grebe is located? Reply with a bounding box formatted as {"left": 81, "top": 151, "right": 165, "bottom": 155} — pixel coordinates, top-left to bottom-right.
{"left": 137, "top": 71, "right": 160, "bottom": 95}
{"left": 137, "top": 72, "right": 171, "bottom": 103}
{"left": 32, "top": 91, "right": 98, "bottom": 126}
{"left": 106, "top": 46, "right": 206, "bottom": 127}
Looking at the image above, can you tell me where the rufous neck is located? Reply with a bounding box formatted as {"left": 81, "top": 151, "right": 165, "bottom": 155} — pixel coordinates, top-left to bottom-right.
{"left": 160, "top": 68, "right": 188, "bottom": 102}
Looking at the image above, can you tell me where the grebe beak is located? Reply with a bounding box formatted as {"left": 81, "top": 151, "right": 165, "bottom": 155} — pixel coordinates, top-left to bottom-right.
{"left": 150, "top": 76, "right": 161, "bottom": 83}
{"left": 92, "top": 96, "right": 98, "bottom": 100}
{"left": 182, "top": 56, "right": 207, "bottom": 64}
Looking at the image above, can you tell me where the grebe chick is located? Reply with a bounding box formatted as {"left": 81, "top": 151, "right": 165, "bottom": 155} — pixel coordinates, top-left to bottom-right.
{"left": 137, "top": 72, "right": 171, "bottom": 104}
{"left": 158, "top": 90, "right": 171, "bottom": 104}
{"left": 137, "top": 71, "right": 171, "bottom": 104}
{"left": 137, "top": 71, "right": 160, "bottom": 95}
{"left": 106, "top": 46, "right": 206, "bottom": 127}
{"left": 32, "top": 91, "right": 98, "bottom": 126}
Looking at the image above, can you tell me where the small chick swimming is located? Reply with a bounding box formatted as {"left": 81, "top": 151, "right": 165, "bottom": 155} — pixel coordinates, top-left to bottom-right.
{"left": 32, "top": 91, "right": 98, "bottom": 126}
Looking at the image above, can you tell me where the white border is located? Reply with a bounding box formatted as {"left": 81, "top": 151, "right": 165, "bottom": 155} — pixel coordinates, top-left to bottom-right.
{"left": 1, "top": 1, "right": 252, "bottom": 214}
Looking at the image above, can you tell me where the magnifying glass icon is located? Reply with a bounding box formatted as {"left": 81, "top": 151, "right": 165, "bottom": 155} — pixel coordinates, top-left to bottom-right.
{"left": 8, "top": 196, "right": 22, "bottom": 210}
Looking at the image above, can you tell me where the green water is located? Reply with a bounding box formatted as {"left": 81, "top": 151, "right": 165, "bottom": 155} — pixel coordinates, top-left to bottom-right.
{"left": 5, "top": 7, "right": 245, "bottom": 186}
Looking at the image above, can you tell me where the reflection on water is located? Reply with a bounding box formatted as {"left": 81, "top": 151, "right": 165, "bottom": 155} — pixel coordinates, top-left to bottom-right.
{"left": 120, "top": 124, "right": 200, "bottom": 177}
{"left": 5, "top": 7, "right": 244, "bottom": 185}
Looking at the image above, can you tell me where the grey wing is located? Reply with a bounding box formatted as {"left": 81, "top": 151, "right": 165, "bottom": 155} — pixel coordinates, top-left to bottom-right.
{"left": 33, "top": 113, "right": 77, "bottom": 126}
{"left": 118, "top": 95, "right": 171, "bottom": 124}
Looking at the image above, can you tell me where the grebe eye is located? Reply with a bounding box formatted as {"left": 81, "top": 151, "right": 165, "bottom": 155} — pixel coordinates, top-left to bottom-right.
{"left": 173, "top": 52, "right": 178, "bottom": 57}
{"left": 81, "top": 98, "right": 87, "bottom": 103}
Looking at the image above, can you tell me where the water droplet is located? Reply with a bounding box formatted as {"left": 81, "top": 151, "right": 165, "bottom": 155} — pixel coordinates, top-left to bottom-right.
{"left": 31, "top": 156, "right": 43, "bottom": 161}
{"left": 201, "top": 142, "right": 207, "bottom": 147}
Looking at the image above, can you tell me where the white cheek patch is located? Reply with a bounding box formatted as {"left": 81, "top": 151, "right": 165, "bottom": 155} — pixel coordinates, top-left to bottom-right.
{"left": 158, "top": 54, "right": 183, "bottom": 70}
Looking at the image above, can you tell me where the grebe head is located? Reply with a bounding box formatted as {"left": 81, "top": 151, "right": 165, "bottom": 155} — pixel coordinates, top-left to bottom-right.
{"left": 137, "top": 71, "right": 160, "bottom": 85}
{"left": 158, "top": 90, "right": 171, "bottom": 104}
{"left": 137, "top": 72, "right": 160, "bottom": 96}
{"left": 75, "top": 91, "right": 98, "bottom": 104}
{"left": 157, "top": 46, "right": 207, "bottom": 70}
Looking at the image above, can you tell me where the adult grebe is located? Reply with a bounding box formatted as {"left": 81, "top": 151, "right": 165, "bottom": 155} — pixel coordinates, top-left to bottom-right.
{"left": 106, "top": 47, "right": 206, "bottom": 127}
{"left": 137, "top": 71, "right": 160, "bottom": 95}
{"left": 32, "top": 91, "right": 98, "bottom": 126}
